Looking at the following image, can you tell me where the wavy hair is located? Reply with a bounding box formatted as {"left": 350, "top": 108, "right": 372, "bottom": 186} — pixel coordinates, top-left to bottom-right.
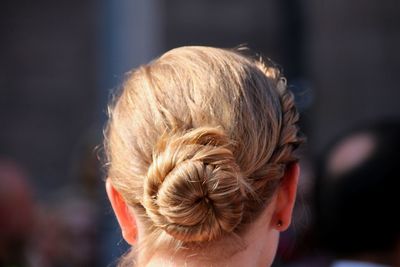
{"left": 104, "top": 46, "right": 303, "bottom": 265}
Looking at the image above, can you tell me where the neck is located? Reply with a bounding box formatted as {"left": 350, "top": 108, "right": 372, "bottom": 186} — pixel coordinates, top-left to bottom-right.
{"left": 144, "top": 238, "right": 275, "bottom": 267}
{"left": 143, "top": 217, "right": 279, "bottom": 267}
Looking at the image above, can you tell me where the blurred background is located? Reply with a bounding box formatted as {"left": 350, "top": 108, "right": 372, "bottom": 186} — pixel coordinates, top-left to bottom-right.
{"left": 1, "top": 0, "right": 399, "bottom": 266}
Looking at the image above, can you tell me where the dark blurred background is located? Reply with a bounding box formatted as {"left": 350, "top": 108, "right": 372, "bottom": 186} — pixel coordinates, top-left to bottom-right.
{"left": 1, "top": 0, "right": 399, "bottom": 266}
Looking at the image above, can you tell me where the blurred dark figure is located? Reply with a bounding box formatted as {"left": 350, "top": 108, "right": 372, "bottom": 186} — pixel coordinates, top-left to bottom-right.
{"left": 314, "top": 120, "right": 400, "bottom": 267}
{"left": 31, "top": 190, "right": 100, "bottom": 267}
{"left": 0, "top": 158, "right": 35, "bottom": 267}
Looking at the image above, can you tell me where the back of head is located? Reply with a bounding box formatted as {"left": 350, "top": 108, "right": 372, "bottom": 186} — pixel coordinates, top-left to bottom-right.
{"left": 314, "top": 119, "right": 400, "bottom": 258}
{"left": 105, "top": 46, "right": 302, "bottom": 262}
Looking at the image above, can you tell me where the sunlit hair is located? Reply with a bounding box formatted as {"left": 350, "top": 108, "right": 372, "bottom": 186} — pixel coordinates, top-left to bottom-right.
{"left": 104, "top": 46, "right": 303, "bottom": 265}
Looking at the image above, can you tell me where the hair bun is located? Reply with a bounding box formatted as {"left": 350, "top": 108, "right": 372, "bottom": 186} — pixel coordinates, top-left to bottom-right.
{"left": 143, "top": 127, "right": 246, "bottom": 242}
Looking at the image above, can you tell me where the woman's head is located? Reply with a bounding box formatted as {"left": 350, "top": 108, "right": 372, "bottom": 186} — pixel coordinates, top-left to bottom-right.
{"left": 104, "top": 46, "right": 302, "bottom": 265}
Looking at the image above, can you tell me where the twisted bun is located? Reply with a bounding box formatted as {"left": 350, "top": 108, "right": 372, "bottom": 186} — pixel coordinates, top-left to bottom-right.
{"left": 143, "top": 127, "right": 246, "bottom": 242}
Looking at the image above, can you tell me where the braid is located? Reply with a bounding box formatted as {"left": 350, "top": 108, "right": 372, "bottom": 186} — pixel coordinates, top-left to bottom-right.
{"left": 271, "top": 88, "right": 303, "bottom": 164}
{"left": 243, "top": 63, "right": 304, "bottom": 216}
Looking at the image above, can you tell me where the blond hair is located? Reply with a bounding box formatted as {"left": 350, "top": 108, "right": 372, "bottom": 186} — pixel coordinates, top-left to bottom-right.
{"left": 105, "top": 46, "right": 302, "bottom": 263}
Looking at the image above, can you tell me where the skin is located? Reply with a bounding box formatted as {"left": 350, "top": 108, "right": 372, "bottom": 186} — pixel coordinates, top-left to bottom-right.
{"left": 106, "top": 163, "right": 300, "bottom": 267}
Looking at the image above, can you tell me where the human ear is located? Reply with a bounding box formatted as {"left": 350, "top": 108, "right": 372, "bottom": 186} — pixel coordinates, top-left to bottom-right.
{"left": 106, "top": 179, "right": 137, "bottom": 245}
{"left": 271, "top": 163, "right": 300, "bottom": 231}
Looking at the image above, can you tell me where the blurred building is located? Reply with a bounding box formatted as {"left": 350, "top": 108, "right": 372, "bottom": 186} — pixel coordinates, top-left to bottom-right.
{"left": 1, "top": 0, "right": 98, "bottom": 193}
{"left": 307, "top": 0, "right": 400, "bottom": 152}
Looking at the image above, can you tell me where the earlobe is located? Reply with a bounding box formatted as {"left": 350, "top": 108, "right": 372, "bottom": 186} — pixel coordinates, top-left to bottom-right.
{"left": 272, "top": 163, "right": 300, "bottom": 231}
{"left": 106, "top": 179, "right": 137, "bottom": 245}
